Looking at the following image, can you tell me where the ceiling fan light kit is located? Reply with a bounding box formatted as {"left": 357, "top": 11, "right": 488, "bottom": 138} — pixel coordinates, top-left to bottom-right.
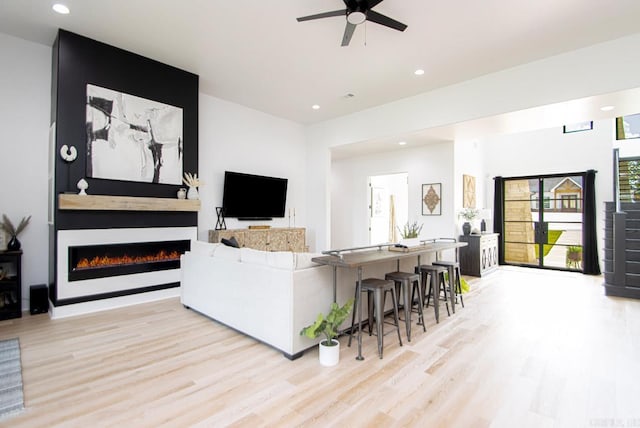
{"left": 296, "top": 0, "right": 407, "bottom": 46}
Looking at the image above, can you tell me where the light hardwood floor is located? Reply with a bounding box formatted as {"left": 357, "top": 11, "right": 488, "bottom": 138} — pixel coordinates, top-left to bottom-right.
{"left": 1, "top": 267, "right": 639, "bottom": 427}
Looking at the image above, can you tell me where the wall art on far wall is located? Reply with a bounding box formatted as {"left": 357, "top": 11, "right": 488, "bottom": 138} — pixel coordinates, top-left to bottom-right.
{"left": 463, "top": 174, "right": 476, "bottom": 208}
{"left": 86, "top": 84, "right": 184, "bottom": 185}
{"left": 422, "top": 183, "right": 442, "bottom": 216}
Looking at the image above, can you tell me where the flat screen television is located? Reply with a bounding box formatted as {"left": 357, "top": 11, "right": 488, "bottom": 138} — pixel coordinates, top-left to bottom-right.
{"left": 222, "top": 171, "right": 288, "bottom": 220}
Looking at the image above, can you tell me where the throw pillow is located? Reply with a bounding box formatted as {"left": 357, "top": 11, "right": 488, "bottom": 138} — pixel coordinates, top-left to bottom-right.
{"left": 221, "top": 236, "right": 240, "bottom": 248}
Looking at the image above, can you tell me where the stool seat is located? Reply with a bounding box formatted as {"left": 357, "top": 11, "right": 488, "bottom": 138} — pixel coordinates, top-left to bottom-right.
{"left": 432, "top": 260, "right": 459, "bottom": 267}
{"left": 361, "top": 278, "right": 395, "bottom": 290}
{"left": 385, "top": 271, "right": 420, "bottom": 281}
{"left": 417, "top": 264, "right": 447, "bottom": 274}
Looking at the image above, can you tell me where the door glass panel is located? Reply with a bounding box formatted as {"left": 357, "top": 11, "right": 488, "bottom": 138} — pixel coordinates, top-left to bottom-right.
{"left": 504, "top": 243, "right": 538, "bottom": 266}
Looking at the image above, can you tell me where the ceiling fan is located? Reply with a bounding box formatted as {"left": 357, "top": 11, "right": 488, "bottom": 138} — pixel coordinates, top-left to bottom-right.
{"left": 296, "top": 0, "right": 407, "bottom": 46}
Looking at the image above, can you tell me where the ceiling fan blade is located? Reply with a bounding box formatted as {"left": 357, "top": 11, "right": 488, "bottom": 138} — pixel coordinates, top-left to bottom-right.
{"left": 341, "top": 22, "right": 357, "bottom": 46}
{"left": 366, "top": 10, "right": 407, "bottom": 31}
{"left": 368, "top": 0, "right": 385, "bottom": 8}
{"left": 297, "top": 9, "right": 346, "bottom": 22}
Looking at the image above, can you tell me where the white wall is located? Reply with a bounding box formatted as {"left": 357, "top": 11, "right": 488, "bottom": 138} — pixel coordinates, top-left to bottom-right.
{"left": 0, "top": 33, "right": 51, "bottom": 311}
{"left": 331, "top": 142, "right": 455, "bottom": 249}
{"left": 195, "top": 90, "right": 308, "bottom": 241}
{"left": 307, "top": 33, "right": 640, "bottom": 251}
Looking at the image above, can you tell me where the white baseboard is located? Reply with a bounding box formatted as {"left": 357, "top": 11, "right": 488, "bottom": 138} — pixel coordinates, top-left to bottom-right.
{"left": 49, "top": 287, "right": 180, "bottom": 319}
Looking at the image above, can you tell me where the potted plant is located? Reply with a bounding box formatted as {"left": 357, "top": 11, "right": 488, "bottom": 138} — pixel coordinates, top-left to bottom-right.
{"left": 0, "top": 214, "right": 31, "bottom": 251}
{"left": 458, "top": 208, "right": 479, "bottom": 235}
{"left": 300, "top": 299, "right": 353, "bottom": 366}
{"left": 397, "top": 221, "right": 423, "bottom": 247}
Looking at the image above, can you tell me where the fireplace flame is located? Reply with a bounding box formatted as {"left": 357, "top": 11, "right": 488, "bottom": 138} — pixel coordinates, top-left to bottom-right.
{"left": 75, "top": 250, "right": 181, "bottom": 270}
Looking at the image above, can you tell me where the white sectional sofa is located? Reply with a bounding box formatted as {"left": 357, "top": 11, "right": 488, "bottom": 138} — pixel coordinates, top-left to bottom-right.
{"left": 181, "top": 241, "right": 417, "bottom": 359}
{"left": 180, "top": 241, "right": 336, "bottom": 359}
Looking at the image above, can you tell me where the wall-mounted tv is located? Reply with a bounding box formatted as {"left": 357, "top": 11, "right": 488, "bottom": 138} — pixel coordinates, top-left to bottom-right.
{"left": 222, "top": 171, "right": 288, "bottom": 220}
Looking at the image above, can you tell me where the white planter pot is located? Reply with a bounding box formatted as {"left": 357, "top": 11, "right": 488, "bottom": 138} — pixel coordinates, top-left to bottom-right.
{"left": 319, "top": 339, "right": 340, "bottom": 366}
{"left": 400, "top": 238, "right": 421, "bottom": 247}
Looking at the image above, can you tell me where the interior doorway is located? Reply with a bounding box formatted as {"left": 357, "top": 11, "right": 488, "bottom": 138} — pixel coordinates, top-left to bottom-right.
{"left": 368, "top": 173, "right": 408, "bottom": 245}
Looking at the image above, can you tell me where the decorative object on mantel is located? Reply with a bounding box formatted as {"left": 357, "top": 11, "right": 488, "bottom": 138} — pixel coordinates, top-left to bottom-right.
{"left": 215, "top": 207, "right": 226, "bottom": 230}
{"left": 77, "top": 178, "right": 88, "bottom": 195}
{"left": 458, "top": 208, "right": 480, "bottom": 236}
{"left": 59, "top": 144, "right": 77, "bottom": 162}
{"left": 300, "top": 299, "right": 353, "bottom": 367}
{"left": 183, "top": 172, "right": 201, "bottom": 200}
{"left": 177, "top": 188, "right": 187, "bottom": 200}
{"left": 1, "top": 214, "right": 31, "bottom": 251}
{"left": 397, "top": 221, "right": 423, "bottom": 246}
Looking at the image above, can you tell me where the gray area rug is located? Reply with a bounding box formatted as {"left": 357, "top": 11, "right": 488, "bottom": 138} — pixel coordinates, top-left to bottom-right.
{"left": 0, "top": 338, "right": 24, "bottom": 420}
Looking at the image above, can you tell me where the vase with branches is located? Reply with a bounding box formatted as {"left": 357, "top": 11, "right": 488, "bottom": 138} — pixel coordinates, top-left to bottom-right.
{"left": 0, "top": 214, "right": 31, "bottom": 251}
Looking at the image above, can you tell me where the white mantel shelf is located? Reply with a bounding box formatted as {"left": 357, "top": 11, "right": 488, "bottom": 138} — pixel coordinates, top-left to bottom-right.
{"left": 58, "top": 194, "right": 201, "bottom": 212}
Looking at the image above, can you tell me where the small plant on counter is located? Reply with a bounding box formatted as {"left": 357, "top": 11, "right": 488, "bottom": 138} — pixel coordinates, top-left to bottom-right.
{"left": 398, "top": 221, "right": 423, "bottom": 239}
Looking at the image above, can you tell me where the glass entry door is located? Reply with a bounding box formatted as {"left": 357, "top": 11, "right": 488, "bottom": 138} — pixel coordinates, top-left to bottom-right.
{"left": 503, "top": 174, "right": 584, "bottom": 271}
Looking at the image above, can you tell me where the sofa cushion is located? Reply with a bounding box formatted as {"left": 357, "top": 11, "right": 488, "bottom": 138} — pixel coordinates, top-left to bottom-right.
{"left": 190, "top": 240, "right": 219, "bottom": 257}
{"left": 240, "top": 247, "right": 294, "bottom": 270}
{"left": 295, "top": 252, "right": 321, "bottom": 270}
{"left": 213, "top": 244, "right": 241, "bottom": 261}
{"left": 221, "top": 236, "right": 240, "bottom": 248}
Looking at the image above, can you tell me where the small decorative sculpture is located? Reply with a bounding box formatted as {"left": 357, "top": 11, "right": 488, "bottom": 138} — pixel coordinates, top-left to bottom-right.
{"left": 77, "top": 178, "right": 89, "bottom": 195}
{"left": 60, "top": 144, "right": 78, "bottom": 162}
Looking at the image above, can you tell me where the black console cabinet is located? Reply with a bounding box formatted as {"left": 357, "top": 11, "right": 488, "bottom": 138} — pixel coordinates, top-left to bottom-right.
{"left": 0, "top": 250, "right": 22, "bottom": 320}
{"left": 459, "top": 233, "right": 499, "bottom": 277}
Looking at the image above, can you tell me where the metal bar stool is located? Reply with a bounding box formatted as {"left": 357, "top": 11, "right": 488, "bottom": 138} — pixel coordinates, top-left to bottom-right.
{"left": 415, "top": 264, "right": 450, "bottom": 323}
{"left": 432, "top": 260, "right": 464, "bottom": 312}
{"left": 348, "top": 278, "right": 403, "bottom": 359}
{"left": 384, "top": 271, "right": 425, "bottom": 341}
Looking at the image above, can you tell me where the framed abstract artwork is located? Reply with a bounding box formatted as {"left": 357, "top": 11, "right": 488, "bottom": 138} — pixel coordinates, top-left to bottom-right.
{"left": 86, "top": 84, "right": 184, "bottom": 185}
{"left": 422, "top": 183, "right": 442, "bottom": 216}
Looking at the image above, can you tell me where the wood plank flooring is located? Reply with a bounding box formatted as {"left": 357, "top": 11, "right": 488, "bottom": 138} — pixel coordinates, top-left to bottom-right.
{"left": 1, "top": 266, "right": 639, "bottom": 427}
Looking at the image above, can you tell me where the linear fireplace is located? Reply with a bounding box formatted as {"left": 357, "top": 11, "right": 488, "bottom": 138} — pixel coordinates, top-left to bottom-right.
{"left": 56, "top": 227, "right": 196, "bottom": 302}
{"left": 68, "top": 240, "right": 190, "bottom": 282}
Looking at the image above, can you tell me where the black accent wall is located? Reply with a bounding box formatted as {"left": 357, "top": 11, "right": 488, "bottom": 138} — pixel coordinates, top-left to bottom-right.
{"left": 49, "top": 29, "right": 199, "bottom": 305}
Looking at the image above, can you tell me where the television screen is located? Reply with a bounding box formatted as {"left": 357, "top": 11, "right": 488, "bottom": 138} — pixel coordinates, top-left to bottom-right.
{"left": 222, "top": 171, "right": 288, "bottom": 220}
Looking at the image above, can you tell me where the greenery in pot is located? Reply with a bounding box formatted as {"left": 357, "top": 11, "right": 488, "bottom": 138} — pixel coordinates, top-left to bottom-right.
{"left": 457, "top": 208, "right": 480, "bottom": 221}
{"left": 398, "top": 221, "right": 423, "bottom": 239}
{"left": 300, "top": 299, "right": 354, "bottom": 346}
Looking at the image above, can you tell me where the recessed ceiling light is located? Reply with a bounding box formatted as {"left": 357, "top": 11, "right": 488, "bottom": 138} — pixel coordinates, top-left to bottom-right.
{"left": 312, "top": 104, "right": 320, "bottom": 110}
{"left": 398, "top": 141, "right": 407, "bottom": 146}
{"left": 52, "top": 3, "right": 70, "bottom": 14}
{"left": 414, "top": 69, "right": 425, "bottom": 76}
{"left": 600, "top": 105, "right": 615, "bottom": 111}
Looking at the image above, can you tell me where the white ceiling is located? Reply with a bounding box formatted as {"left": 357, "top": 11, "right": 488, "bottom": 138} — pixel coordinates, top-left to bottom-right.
{"left": 1, "top": 0, "right": 640, "bottom": 128}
